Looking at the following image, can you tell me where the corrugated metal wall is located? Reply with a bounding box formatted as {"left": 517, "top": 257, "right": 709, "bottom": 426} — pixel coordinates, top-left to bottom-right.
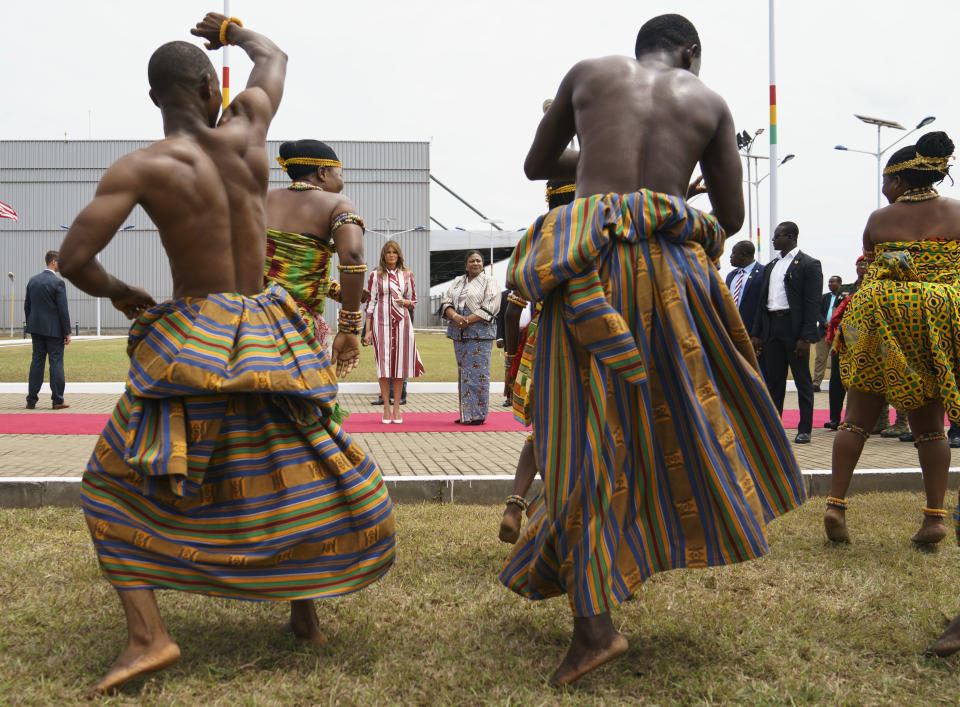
{"left": 0, "top": 139, "right": 432, "bottom": 333}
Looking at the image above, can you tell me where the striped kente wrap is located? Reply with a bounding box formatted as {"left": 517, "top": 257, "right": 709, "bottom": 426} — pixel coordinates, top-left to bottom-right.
{"left": 265, "top": 229, "right": 338, "bottom": 347}
{"left": 81, "top": 283, "right": 395, "bottom": 600}
{"left": 499, "top": 191, "right": 805, "bottom": 617}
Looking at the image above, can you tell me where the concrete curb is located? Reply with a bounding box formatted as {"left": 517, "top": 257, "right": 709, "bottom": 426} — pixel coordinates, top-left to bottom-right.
{"left": 2, "top": 469, "right": 957, "bottom": 508}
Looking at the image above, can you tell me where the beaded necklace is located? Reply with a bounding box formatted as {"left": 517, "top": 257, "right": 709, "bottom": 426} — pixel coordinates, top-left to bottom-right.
{"left": 288, "top": 181, "right": 323, "bottom": 192}
{"left": 896, "top": 186, "right": 938, "bottom": 203}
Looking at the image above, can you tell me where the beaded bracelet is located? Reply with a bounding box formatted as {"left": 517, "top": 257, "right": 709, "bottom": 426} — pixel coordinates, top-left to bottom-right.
{"left": 337, "top": 309, "right": 364, "bottom": 335}
{"left": 923, "top": 507, "right": 948, "bottom": 518}
{"left": 219, "top": 17, "right": 243, "bottom": 46}
{"left": 337, "top": 264, "right": 367, "bottom": 274}
{"left": 505, "top": 494, "right": 528, "bottom": 512}
{"left": 825, "top": 496, "right": 848, "bottom": 510}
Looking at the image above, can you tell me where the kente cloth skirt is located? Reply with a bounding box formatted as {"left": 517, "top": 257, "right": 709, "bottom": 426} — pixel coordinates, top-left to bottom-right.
{"left": 837, "top": 240, "right": 960, "bottom": 419}
{"left": 499, "top": 191, "right": 806, "bottom": 617}
{"left": 452, "top": 332, "right": 493, "bottom": 423}
{"left": 82, "top": 283, "right": 395, "bottom": 600}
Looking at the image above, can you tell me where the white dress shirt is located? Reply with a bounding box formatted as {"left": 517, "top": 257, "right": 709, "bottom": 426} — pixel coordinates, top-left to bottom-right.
{"left": 766, "top": 246, "right": 800, "bottom": 311}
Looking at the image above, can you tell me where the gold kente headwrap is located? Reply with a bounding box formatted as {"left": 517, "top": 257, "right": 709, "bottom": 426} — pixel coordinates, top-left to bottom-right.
{"left": 883, "top": 152, "right": 953, "bottom": 176}
{"left": 276, "top": 156, "right": 343, "bottom": 172}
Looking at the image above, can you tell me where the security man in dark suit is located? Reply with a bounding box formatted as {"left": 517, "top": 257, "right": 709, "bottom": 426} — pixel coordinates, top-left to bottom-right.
{"left": 750, "top": 222, "right": 823, "bottom": 443}
{"left": 724, "top": 240, "right": 763, "bottom": 333}
{"left": 24, "top": 250, "right": 71, "bottom": 409}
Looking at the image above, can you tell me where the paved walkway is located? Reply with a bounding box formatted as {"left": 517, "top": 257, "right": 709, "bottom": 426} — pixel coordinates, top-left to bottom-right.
{"left": 0, "top": 391, "right": 947, "bottom": 478}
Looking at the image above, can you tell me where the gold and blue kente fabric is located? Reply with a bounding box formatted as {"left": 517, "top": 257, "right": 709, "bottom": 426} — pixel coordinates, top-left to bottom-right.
{"left": 81, "top": 283, "right": 395, "bottom": 600}
{"left": 499, "top": 191, "right": 805, "bottom": 617}
{"left": 838, "top": 239, "right": 960, "bottom": 419}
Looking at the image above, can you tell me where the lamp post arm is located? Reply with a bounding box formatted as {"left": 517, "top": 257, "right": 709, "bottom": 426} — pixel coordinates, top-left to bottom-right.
{"left": 880, "top": 126, "right": 921, "bottom": 158}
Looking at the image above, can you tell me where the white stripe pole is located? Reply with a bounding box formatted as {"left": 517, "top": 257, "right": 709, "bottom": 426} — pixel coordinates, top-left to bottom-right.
{"left": 222, "top": 0, "right": 230, "bottom": 110}
{"left": 768, "top": 0, "right": 778, "bottom": 246}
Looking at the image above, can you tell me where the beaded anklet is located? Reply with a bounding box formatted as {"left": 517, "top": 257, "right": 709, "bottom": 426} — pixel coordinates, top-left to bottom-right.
{"left": 505, "top": 495, "right": 528, "bottom": 512}
{"left": 825, "top": 496, "right": 848, "bottom": 510}
{"left": 837, "top": 422, "right": 869, "bottom": 439}
{"left": 923, "top": 507, "right": 948, "bottom": 518}
{"left": 914, "top": 431, "right": 947, "bottom": 447}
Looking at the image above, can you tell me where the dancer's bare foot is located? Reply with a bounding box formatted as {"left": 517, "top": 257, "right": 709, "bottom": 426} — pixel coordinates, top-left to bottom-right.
{"left": 930, "top": 614, "right": 960, "bottom": 657}
{"left": 912, "top": 516, "right": 947, "bottom": 545}
{"left": 499, "top": 504, "right": 522, "bottom": 544}
{"left": 824, "top": 507, "right": 850, "bottom": 543}
{"left": 85, "top": 635, "right": 180, "bottom": 699}
{"left": 287, "top": 599, "right": 328, "bottom": 645}
{"left": 85, "top": 588, "right": 179, "bottom": 698}
{"left": 549, "top": 614, "right": 628, "bottom": 687}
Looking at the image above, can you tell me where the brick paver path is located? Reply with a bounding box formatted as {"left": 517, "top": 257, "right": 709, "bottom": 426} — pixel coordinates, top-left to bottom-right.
{"left": 0, "top": 391, "right": 945, "bottom": 478}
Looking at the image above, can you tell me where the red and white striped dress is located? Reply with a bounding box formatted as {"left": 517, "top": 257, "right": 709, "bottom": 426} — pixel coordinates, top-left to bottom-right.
{"left": 365, "top": 268, "right": 425, "bottom": 379}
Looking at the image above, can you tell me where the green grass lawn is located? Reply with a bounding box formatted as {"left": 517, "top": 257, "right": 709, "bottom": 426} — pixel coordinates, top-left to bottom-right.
{"left": 2, "top": 494, "right": 960, "bottom": 704}
{"left": 0, "top": 331, "right": 507, "bottom": 383}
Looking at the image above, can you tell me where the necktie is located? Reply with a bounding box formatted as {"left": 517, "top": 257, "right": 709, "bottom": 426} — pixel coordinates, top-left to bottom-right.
{"left": 733, "top": 268, "right": 746, "bottom": 305}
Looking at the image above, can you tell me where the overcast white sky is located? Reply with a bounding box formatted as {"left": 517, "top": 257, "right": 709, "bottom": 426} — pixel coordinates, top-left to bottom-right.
{"left": 3, "top": 0, "right": 960, "bottom": 285}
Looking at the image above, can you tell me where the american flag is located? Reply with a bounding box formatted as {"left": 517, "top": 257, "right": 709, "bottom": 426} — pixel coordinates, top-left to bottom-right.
{"left": 0, "top": 200, "right": 17, "bottom": 222}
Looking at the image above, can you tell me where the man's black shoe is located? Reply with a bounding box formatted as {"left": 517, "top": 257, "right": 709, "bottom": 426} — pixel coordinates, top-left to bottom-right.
{"left": 899, "top": 431, "right": 915, "bottom": 443}
{"left": 812, "top": 385, "right": 821, "bottom": 393}
{"left": 399, "top": 397, "right": 407, "bottom": 406}
{"left": 949, "top": 431, "right": 960, "bottom": 449}
{"left": 502, "top": 398, "right": 511, "bottom": 407}
{"left": 794, "top": 432, "right": 811, "bottom": 444}
{"left": 823, "top": 420, "right": 838, "bottom": 430}
{"left": 25, "top": 403, "right": 35, "bottom": 410}
{"left": 370, "top": 397, "right": 385, "bottom": 406}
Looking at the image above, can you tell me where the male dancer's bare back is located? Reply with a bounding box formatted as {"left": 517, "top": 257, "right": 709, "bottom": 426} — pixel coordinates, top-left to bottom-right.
{"left": 60, "top": 12, "right": 286, "bottom": 308}
{"left": 57, "top": 13, "right": 289, "bottom": 697}
{"left": 526, "top": 54, "right": 744, "bottom": 235}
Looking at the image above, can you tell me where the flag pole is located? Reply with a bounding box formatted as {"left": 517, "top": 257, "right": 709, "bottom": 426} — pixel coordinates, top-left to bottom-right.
{"left": 222, "top": 0, "right": 231, "bottom": 110}
{"left": 768, "top": 0, "right": 778, "bottom": 260}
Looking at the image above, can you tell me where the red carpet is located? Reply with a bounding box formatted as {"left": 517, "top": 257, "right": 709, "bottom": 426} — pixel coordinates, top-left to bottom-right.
{"left": 0, "top": 409, "right": 906, "bottom": 435}
{"left": 0, "top": 411, "right": 530, "bottom": 435}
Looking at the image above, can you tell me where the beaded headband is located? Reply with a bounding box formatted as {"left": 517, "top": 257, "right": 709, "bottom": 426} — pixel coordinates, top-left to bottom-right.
{"left": 883, "top": 153, "right": 952, "bottom": 176}
{"left": 276, "top": 156, "right": 342, "bottom": 172}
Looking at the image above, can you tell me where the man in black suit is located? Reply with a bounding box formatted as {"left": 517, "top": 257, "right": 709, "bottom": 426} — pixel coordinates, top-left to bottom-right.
{"left": 750, "top": 222, "right": 822, "bottom": 443}
{"left": 24, "top": 250, "right": 71, "bottom": 409}
{"left": 724, "top": 240, "right": 763, "bottom": 333}
{"left": 812, "top": 275, "right": 843, "bottom": 391}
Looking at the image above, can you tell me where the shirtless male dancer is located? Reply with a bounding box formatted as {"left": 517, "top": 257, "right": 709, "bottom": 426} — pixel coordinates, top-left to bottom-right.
{"left": 59, "top": 13, "right": 394, "bottom": 697}
{"left": 499, "top": 14, "right": 804, "bottom": 686}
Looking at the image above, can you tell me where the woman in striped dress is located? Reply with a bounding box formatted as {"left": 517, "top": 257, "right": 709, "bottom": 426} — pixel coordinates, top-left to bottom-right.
{"left": 440, "top": 251, "right": 502, "bottom": 424}
{"left": 363, "top": 240, "right": 424, "bottom": 423}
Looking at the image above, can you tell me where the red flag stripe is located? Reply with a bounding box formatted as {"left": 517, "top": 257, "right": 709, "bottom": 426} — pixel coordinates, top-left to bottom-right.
{"left": 0, "top": 200, "right": 17, "bottom": 222}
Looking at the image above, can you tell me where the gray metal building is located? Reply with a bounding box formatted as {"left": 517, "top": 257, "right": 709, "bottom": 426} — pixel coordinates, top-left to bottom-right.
{"left": 0, "top": 139, "right": 432, "bottom": 334}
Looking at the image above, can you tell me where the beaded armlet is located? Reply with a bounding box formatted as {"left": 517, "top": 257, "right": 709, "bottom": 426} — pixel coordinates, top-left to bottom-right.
{"left": 331, "top": 213, "right": 365, "bottom": 235}
{"left": 507, "top": 292, "right": 528, "bottom": 308}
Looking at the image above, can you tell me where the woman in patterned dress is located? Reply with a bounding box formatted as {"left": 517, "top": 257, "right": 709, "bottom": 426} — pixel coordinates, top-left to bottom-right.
{"left": 440, "top": 251, "right": 501, "bottom": 425}
{"left": 826, "top": 132, "right": 960, "bottom": 552}
{"left": 363, "top": 241, "right": 424, "bottom": 423}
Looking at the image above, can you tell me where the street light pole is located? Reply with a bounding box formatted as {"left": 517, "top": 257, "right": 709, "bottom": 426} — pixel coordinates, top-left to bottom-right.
{"left": 835, "top": 115, "right": 935, "bottom": 209}
{"left": 6, "top": 272, "right": 13, "bottom": 338}
{"left": 482, "top": 218, "right": 503, "bottom": 275}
